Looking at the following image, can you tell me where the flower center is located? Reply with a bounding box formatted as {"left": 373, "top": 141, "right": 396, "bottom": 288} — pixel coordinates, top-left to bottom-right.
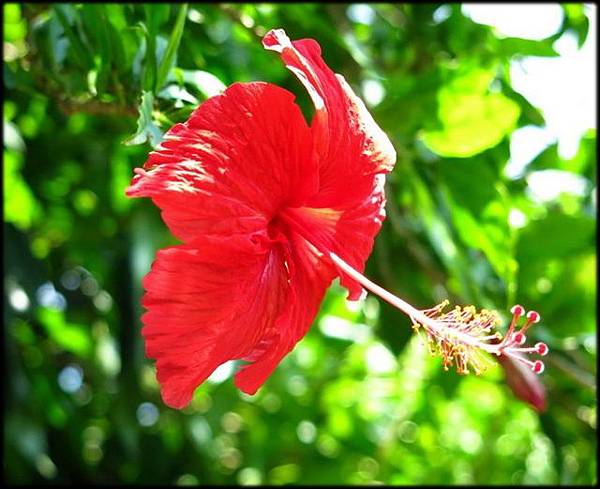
{"left": 267, "top": 214, "right": 286, "bottom": 240}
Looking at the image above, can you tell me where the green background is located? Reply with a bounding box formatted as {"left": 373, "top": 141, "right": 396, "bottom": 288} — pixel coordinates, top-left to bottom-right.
{"left": 4, "top": 3, "right": 596, "bottom": 485}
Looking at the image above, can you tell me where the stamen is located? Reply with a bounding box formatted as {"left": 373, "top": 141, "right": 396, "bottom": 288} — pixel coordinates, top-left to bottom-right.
{"left": 328, "top": 251, "right": 548, "bottom": 377}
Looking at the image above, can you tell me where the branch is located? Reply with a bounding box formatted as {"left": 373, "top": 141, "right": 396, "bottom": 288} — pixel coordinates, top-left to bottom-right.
{"left": 54, "top": 98, "right": 138, "bottom": 117}
{"left": 27, "top": 60, "right": 138, "bottom": 118}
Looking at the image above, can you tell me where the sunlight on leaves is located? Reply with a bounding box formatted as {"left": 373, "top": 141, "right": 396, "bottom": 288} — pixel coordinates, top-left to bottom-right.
{"left": 422, "top": 69, "right": 521, "bottom": 157}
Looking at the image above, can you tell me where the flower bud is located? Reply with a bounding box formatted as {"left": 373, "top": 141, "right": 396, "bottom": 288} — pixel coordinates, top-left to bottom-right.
{"left": 498, "top": 354, "right": 546, "bottom": 412}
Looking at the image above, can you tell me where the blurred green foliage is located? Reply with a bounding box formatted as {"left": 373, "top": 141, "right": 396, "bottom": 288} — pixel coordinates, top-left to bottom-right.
{"left": 3, "top": 3, "right": 596, "bottom": 485}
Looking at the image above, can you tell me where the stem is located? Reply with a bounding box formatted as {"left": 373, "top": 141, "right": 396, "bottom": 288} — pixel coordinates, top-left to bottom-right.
{"left": 329, "top": 251, "right": 497, "bottom": 354}
{"left": 329, "top": 252, "right": 421, "bottom": 319}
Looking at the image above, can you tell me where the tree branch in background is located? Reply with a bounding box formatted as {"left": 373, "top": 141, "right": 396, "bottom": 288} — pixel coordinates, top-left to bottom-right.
{"left": 54, "top": 98, "right": 138, "bottom": 117}
{"left": 29, "top": 69, "right": 139, "bottom": 117}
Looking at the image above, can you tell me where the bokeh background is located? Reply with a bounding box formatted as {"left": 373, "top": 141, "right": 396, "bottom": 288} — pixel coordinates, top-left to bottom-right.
{"left": 3, "top": 3, "right": 597, "bottom": 485}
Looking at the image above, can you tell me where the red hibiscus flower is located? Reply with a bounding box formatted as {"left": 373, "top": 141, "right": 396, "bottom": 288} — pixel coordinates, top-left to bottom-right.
{"left": 127, "top": 28, "right": 547, "bottom": 409}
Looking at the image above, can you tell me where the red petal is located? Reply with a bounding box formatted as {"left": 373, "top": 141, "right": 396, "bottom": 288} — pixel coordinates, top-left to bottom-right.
{"left": 263, "top": 29, "right": 396, "bottom": 299}
{"left": 234, "top": 230, "right": 335, "bottom": 393}
{"left": 142, "top": 230, "right": 335, "bottom": 407}
{"left": 280, "top": 177, "right": 386, "bottom": 300}
{"left": 263, "top": 29, "right": 396, "bottom": 206}
{"left": 141, "top": 235, "right": 289, "bottom": 408}
{"left": 126, "top": 82, "right": 318, "bottom": 243}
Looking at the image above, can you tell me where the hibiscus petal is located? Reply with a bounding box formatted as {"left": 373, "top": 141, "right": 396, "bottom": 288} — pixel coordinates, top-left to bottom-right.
{"left": 279, "top": 179, "right": 385, "bottom": 300}
{"left": 234, "top": 228, "right": 336, "bottom": 393}
{"left": 141, "top": 235, "right": 289, "bottom": 408}
{"left": 263, "top": 28, "right": 396, "bottom": 206}
{"left": 263, "top": 29, "right": 396, "bottom": 299}
{"left": 126, "top": 81, "right": 319, "bottom": 243}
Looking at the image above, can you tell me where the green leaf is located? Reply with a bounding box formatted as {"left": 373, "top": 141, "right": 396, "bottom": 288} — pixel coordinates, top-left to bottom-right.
{"left": 157, "top": 84, "right": 198, "bottom": 107}
{"left": 421, "top": 69, "right": 521, "bottom": 158}
{"left": 52, "top": 4, "right": 91, "bottom": 70}
{"left": 140, "top": 4, "right": 171, "bottom": 93}
{"left": 406, "top": 167, "right": 476, "bottom": 302}
{"left": 124, "top": 90, "right": 163, "bottom": 147}
{"left": 143, "top": 4, "right": 171, "bottom": 35}
{"left": 528, "top": 132, "right": 596, "bottom": 179}
{"left": 106, "top": 20, "right": 126, "bottom": 76}
{"left": 80, "top": 4, "right": 112, "bottom": 94}
{"left": 3, "top": 4, "right": 27, "bottom": 43}
{"left": 506, "top": 88, "right": 545, "bottom": 126}
{"left": 104, "top": 4, "right": 127, "bottom": 31}
{"left": 179, "top": 69, "right": 226, "bottom": 99}
{"left": 517, "top": 212, "right": 595, "bottom": 263}
{"left": 155, "top": 4, "right": 188, "bottom": 92}
{"left": 440, "top": 159, "right": 515, "bottom": 286}
{"left": 498, "top": 37, "right": 558, "bottom": 57}
{"left": 138, "top": 21, "right": 156, "bottom": 92}
{"left": 563, "top": 3, "right": 590, "bottom": 47}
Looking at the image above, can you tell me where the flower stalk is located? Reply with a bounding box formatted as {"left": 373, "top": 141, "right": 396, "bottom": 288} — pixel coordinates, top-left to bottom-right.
{"left": 329, "top": 252, "right": 547, "bottom": 376}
